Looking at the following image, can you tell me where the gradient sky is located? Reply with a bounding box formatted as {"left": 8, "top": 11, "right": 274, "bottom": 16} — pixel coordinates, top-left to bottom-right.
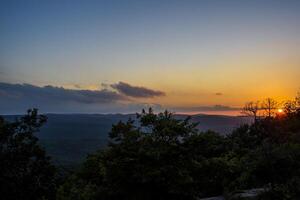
{"left": 0, "top": 0, "right": 300, "bottom": 114}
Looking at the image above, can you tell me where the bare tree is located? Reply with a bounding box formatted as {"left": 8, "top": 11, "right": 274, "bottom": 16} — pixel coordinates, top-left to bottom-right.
{"left": 284, "top": 91, "right": 300, "bottom": 115}
{"left": 242, "top": 101, "right": 260, "bottom": 122}
{"left": 284, "top": 100, "right": 296, "bottom": 115}
{"left": 296, "top": 91, "right": 300, "bottom": 110}
{"left": 261, "top": 98, "right": 278, "bottom": 118}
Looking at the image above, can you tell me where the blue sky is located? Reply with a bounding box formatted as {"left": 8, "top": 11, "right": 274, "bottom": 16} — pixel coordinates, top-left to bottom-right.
{"left": 1, "top": 0, "right": 300, "bottom": 114}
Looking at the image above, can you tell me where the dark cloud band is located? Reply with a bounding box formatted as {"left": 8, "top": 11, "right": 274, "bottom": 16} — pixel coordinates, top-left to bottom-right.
{"left": 0, "top": 82, "right": 165, "bottom": 114}
{"left": 0, "top": 82, "right": 126, "bottom": 104}
{"left": 110, "top": 82, "right": 165, "bottom": 98}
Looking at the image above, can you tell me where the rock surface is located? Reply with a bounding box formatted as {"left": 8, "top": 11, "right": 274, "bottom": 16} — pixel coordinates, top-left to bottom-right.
{"left": 198, "top": 188, "right": 267, "bottom": 200}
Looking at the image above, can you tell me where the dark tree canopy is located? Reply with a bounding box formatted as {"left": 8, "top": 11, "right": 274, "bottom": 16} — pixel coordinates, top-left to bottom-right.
{"left": 57, "top": 109, "right": 229, "bottom": 200}
{"left": 0, "top": 109, "right": 57, "bottom": 200}
{"left": 57, "top": 104, "right": 300, "bottom": 200}
{"left": 2, "top": 93, "right": 300, "bottom": 200}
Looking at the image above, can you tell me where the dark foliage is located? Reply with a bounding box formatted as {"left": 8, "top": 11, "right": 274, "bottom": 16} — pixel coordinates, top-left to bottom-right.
{"left": 57, "top": 109, "right": 227, "bottom": 199}
{"left": 57, "top": 101, "right": 300, "bottom": 200}
{"left": 2, "top": 93, "right": 300, "bottom": 200}
{"left": 0, "top": 109, "right": 57, "bottom": 200}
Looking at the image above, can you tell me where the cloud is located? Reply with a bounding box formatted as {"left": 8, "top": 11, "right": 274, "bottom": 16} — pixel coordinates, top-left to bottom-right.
{"left": 215, "top": 92, "right": 223, "bottom": 96}
{"left": 0, "top": 82, "right": 130, "bottom": 114}
{"left": 209, "top": 105, "right": 239, "bottom": 111}
{"left": 0, "top": 82, "right": 126, "bottom": 103}
{"left": 101, "top": 83, "right": 110, "bottom": 89}
{"left": 0, "top": 82, "right": 166, "bottom": 114}
{"left": 172, "top": 105, "right": 240, "bottom": 113}
{"left": 73, "top": 84, "right": 81, "bottom": 89}
{"left": 110, "top": 82, "right": 165, "bottom": 98}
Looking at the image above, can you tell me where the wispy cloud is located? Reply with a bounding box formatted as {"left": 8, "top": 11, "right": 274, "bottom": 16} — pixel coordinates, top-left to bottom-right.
{"left": 110, "top": 82, "right": 165, "bottom": 98}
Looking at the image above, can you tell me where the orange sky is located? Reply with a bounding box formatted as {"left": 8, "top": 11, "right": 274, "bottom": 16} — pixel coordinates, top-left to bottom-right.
{"left": 1, "top": 0, "right": 299, "bottom": 114}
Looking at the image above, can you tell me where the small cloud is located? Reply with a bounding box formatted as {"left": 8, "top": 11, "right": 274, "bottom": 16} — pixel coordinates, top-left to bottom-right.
{"left": 101, "top": 83, "right": 110, "bottom": 89}
{"left": 73, "top": 84, "right": 81, "bottom": 89}
{"left": 111, "top": 81, "right": 165, "bottom": 98}
{"left": 212, "top": 105, "right": 238, "bottom": 111}
{"left": 215, "top": 92, "right": 223, "bottom": 96}
{"left": 172, "top": 105, "right": 240, "bottom": 113}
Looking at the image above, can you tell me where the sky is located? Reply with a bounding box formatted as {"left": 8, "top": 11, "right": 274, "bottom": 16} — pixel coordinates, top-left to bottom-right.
{"left": 0, "top": 0, "right": 300, "bottom": 114}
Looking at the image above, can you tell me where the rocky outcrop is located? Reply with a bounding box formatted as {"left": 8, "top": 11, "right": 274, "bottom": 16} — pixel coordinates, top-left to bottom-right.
{"left": 198, "top": 188, "right": 267, "bottom": 200}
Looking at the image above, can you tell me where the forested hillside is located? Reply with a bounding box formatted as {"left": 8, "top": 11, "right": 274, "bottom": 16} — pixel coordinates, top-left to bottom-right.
{"left": 4, "top": 113, "right": 251, "bottom": 165}
{"left": 1, "top": 96, "right": 300, "bottom": 199}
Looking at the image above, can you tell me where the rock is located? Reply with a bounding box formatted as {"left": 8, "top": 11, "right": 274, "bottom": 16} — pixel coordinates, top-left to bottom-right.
{"left": 230, "top": 188, "right": 267, "bottom": 199}
{"left": 198, "top": 188, "right": 268, "bottom": 200}
{"left": 198, "top": 196, "right": 225, "bottom": 200}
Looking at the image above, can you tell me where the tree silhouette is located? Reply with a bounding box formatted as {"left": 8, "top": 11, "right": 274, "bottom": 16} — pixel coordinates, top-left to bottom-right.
{"left": 0, "top": 109, "right": 57, "bottom": 200}
{"left": 57, "top": 103, "right": 300, "bottom": 200}
{"left": 261, "top": 98, "right": 279, "bottom": 118}
{"left": 57, "top": 109, "right": 229, "bottom": 200}
{"left": 242, "top": 101, "right": 260, "bottom": 122}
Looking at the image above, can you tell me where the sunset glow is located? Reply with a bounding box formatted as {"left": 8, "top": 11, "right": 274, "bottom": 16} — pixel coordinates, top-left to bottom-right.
{"left": 0, "top": 0, "right": 299, "bottom": 115}
{"left": 278, "top": 109, "right": 284, "bottom": 113}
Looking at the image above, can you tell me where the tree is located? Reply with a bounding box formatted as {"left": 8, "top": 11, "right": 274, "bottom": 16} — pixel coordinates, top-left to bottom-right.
{"left": 261, "top": 98, "right": 279, "bottom": 118}
{"left": 0, "top": 109, "right": 57, "bottom": 200}
{"left": 57, "top": 109, "right": 228, "bottom": 200}
{"left": 241, "top": 101, "right": 260, "bottom": 122}
{"left": 284, "top": 100, "right": 297, "bottom": 116}
{"left": 58, "top": 98, "right": 300, "bottom": 200}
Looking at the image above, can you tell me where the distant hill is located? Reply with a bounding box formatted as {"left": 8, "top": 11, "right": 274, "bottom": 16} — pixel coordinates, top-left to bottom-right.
{"left": 4, "top": 113, "right": 251, "bottom": 165}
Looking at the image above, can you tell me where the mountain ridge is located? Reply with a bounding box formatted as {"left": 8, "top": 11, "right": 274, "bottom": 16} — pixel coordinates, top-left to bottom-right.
{"left": 3, "top": 113, "right": 252, "bottom": 165}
